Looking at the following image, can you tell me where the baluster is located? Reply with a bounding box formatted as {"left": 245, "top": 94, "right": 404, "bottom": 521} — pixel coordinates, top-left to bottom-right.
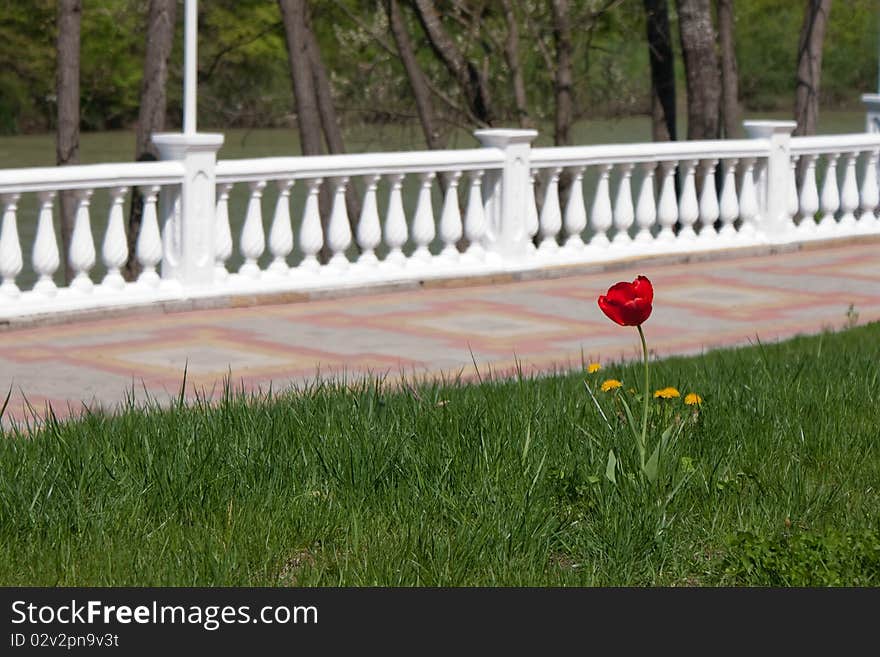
{"left": 357, "top": 174, "right": 382, "bottom": 265}
{"left": 563, "top": 166, "right": 586, "bottom": 250}
{"left": 677, "top": 159, "right": 699, "bottom": 240}
{"left": 239, "top": 180, "right": 266, "bottom": 277}
{"left": 611, "top": 163, "right": 635, "bottom": 246}
{"left": 739, "top": 157, "right": 759, "bottom": 239}
{"left": 463, "top": 169, "right": 486, "bottom": 259}
{"left": 214, "top": 183, "right": 233, "bottom": 281}
{"left": 526, "top": 170, "right": 539, "bottom": 248}
{"left": 268, "top": 179, "right": 294, "bottom": 275}
{"left": 538, "top": 167, "right": 562, "bottom": 252}
{"left": 634, "top": 161, "right": 657, "bottom": 244}
{"left": 136, "top": 186, "right": 162, "bottom": 286}
{"left": 439, "top": 171, "right": 463, "bottom": 260}
{"left": 101, "top": 186, "right": 129, "bottom": 290}
{"left": 0, "top": 193, "right": 22, "bottom": 298}
{"left": 738, "top": 158, "right": 759, "bottom": 239}
{"left": 589, "top": 164, "right": 613, "bottom": 248}
{"left": 797, "top": 154, "right": 819, "bottom": 236}
{"left": 858, "top": 149, "right": 879, "bottom": 231}
{"left": 410, "top": 172, "right": 436, "bottom": 262}
{"left": 817, "top": 153, "right": 840, "bottom": 234}
{"left": 718, "top": 158, "right": 739, "bottom": 239}
{"left": 838, "top": 152, "right": 859, "bottom": 230}
{"left": 787, "top": 156, "right": 800, "bottom": 233}
{"left": 656, "top": 160, "right": 678, "bottom": 242}
{"left": 327, "top": 176, "right": 353, "bottom": 268}
{"left": 383, "top": 173, "right": 408, "bottom": 267}
{"left": 697, "top": 159, "right": 719, "bottom": 242}
{"left": 69, "top": 188, "right": 95, "bottom": 292}
{"left": 299, "top": 178, "right": 323, "bottom": 272}
{"left": 32, "top": 190, "right": 59, "bottom": 295}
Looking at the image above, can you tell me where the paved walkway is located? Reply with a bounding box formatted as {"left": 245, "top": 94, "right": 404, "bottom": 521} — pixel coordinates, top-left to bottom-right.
{"left": 2, "top": 240, "right": 879, "bottom": 426}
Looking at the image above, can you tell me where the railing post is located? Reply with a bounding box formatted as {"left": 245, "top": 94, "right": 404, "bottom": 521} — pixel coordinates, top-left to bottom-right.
{"left": 472, "top": 128, "right": 538, "bottom": 261}
{"left": 862, "top": 93, "right": 880, "bottom": 133}
{"left": 151, "top": 131, "right": 224, "bottom": 286}
{"left": 742, "top": 120, "right": 797, "bottom": 243}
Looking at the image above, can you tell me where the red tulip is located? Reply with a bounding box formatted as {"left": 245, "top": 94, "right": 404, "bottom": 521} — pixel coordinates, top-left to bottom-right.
{"left": 597, "top": 275, "right": 653, "bottom": 327}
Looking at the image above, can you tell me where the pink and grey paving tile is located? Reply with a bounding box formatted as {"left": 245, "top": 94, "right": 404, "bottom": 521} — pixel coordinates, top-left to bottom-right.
{"left": 1, "top": 240, "right": 879, "bottom": 426}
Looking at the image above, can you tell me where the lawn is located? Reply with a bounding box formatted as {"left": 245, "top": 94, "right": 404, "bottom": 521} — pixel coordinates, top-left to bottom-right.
{"left": 1, "top": 322, "right": 878, "bottom": 586}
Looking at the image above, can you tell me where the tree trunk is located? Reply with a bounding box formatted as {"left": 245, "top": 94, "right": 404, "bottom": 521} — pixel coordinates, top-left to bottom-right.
{"left": 644, "top": 0, "right": 676, "bottom": 141}
{"left": 304, "top": 10, "right": 361, "bottom": 227}
{"left": 125, "top": 0, "right": 176, "bottom": 281}
{"left": 500, "top": 0, "right": 531, "bottom": 129}
{"left": 412, "top": 0, "right": 494, "bottom": 126}
{"left": 551, "top": 0, "right": 573, "bottom": 147}
{"left": 56, "top": 0, "right": 81, "bottom": 285}
{"left": 717, "top": 0, "right": 740, "bottom": 138}
{"left": 794, "top": 0, "right": 832, "bottom": 136}
{"left": 676, "top": 0, "right": 721, "bottom": 140}
{"left": 386, "top": 0, "right": 446, "bottom": 149}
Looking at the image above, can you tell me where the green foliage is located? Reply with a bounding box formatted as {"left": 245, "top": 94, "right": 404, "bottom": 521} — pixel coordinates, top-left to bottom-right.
{"left": 710, "top": 529, "right": 880, "bottom": 586}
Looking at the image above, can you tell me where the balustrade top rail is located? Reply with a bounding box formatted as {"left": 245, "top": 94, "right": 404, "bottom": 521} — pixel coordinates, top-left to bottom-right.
{"left": 215, "top": 148, "right": 504, "bottom": 183}
{"left": 790, "top": 133, "right": 880, "bottom": 155}
{"left": 0, "top": 160, "right": 185, "bottom": 195}
{"left": 531, "top": 138, "right": 771, "bottom": 168}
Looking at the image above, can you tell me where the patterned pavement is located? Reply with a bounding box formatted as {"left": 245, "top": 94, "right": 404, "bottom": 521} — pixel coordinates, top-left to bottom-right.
{"left": 2, "top": 239, "right": 879, "bottom": 426}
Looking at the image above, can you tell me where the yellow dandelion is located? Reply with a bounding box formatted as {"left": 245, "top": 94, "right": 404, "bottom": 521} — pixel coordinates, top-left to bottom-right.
{"left": 587, "top": 363, "right": 602, "bottom": 374}
{"left": 653, "top": 386, "right": 680, "bottom": 399}
{"left": 684, "top": 393, "right": 702, "bottom": 406}
{"left": 601, "top": 379, "right": 623, "bottom": 392}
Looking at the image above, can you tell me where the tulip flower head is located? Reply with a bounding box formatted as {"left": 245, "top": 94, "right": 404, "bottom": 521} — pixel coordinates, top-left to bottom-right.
{"left": 597, "top": 275, "right": 653, "bottom": 327}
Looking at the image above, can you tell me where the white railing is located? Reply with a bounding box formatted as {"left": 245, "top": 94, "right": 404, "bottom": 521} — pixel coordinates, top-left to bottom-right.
{"left": 1, "top": 120, "right": 879, "bottom": 322}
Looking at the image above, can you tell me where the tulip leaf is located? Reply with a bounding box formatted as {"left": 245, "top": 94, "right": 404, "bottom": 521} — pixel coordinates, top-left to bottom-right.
{"left": 643, "top": 445, "right": 659, "bottom": 484}
{"left": 605, "top": 449, "right": 617, "bottom": 485}
{"left": 618, "top": 396, "right": 643, "bottom": 459}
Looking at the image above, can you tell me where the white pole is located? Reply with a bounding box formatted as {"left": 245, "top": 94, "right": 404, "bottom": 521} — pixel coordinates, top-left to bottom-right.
{"left": 184, "top": 0, "right": 197, "bottom": 134}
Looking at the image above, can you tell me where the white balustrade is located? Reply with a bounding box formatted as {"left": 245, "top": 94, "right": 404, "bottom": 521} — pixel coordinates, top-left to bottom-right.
{"left": 214, "top": 182, "right": 233, "bottom": 280}
{"left": 611, "top": 163, "right": 634, "bottom": 246}
{"left": 677, "top": 159, "right": 699, "bottom": 240}
{"left": 0, "top": 121, "right": 878, "bottom": 322}
{"left": 383, "top": 173, "right": 408, "bottom": 268}
{"left": 0, "top": 193, "right": 22, "bottom": 297}
{"left": 538, "top": 167, "right": 562, "bottom": 253}
{"left": 858, "top": 150, "right": 879, "bottom": 230}
{"left": 240, "top": 180, "right": 266, "bottom": 278}
{"left": 589, "top": 164, "right": 613, "bottom": 249}
{"left": 356, "top": 174, "right": 382, "bottom": 265}
{"left": 136, "top": 185, "right": 163, "bottom": 287}
{"left": 463, "top": 170, "right": 486, "bottom": 259}
{"left": 101, "top": 186, "right": 129, "bottom": 290}
{"left": 634, "top": 162, "right": 657, "bottom": 244}
{"left": 268, "top": 179, "right": 294, "bottom": 275}
{"left": 738, "top": 158, "right": 759, "bottom": 239}
{"left": 838, "top": 152, "right": 859, "bottom": 229}
{"left": 563, "top": 166, "right": 587, "bottom": 250}
{"left": 697, "top": 159, "right": 719, "bottom": 242}
{"left": 69, "top": 188, "right": 96, "bottom": 293}
{"left": 797, "top": 154, "right": 819, "bottom": 236}
{"left": 33, "top": 190, "right": 59, "bottom": 295}
{"left": 299, "top": 178, "right": 324, "bottom": 272}
{"left": 817, "top": 153, "right": 840, "bottom": 234}
{"left": 656, "top": 161, "right": 678, "bottom": 242}
{"left": 439, "top": 171, "right": 463, "bottom": 260}
{"left": 411, "top": 172, "right": 435, "bottom": 262}
{"left": 327, "top": 177, "right": 352, "bottom": 268}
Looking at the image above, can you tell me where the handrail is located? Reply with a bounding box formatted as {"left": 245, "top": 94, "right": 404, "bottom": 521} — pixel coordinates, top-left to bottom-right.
{"left": 790, "top": 133, "right": 880, "bottom": 155}
{"left": 531, "top": 138, "right": 770, "bottom": 167}
{"left": 0, "top": 160, "right": 185, "bottom": 194}
{"left": 215, "top": 148, "right": 504, "bottom": 183}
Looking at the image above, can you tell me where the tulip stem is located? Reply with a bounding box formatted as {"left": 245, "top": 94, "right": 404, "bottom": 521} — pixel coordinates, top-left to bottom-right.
{"left": 637, "top": 324, "right": 649, "bottom": 468}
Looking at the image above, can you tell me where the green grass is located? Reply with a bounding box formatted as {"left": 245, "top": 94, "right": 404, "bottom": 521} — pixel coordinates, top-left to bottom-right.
{"left": 1, "top": 321, "right": 878, "bottom": 586}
